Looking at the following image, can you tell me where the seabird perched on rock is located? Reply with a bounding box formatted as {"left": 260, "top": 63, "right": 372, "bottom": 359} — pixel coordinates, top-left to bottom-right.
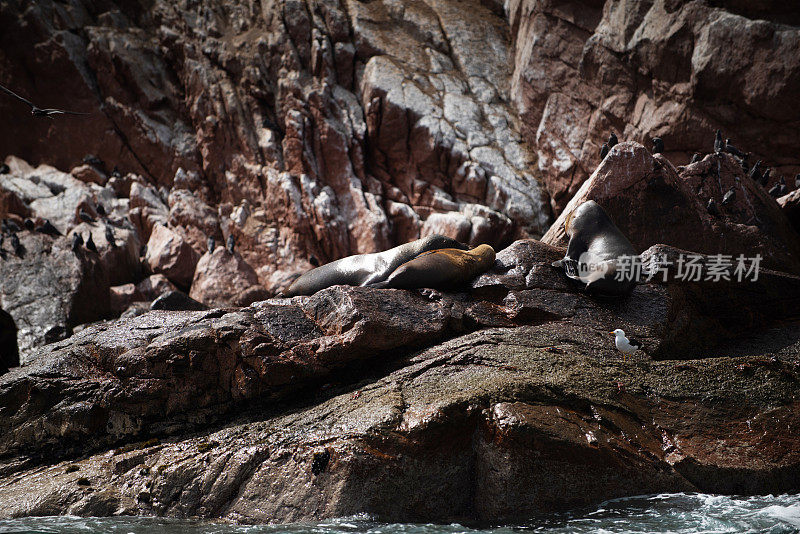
{"left": 105, "top": 225, "right": 116, "bottom": 248}
{"left": 652, "top": 137, "right": 664, "bottom": 154}
{"left": 768, "top": 183, "right": 781, "bottom": 197}
{"left": 600, "top": 143, "right": 609, "bottom": 160}
{"left": 207, "top": 236, "right": 215, "bottom": 254}
{"left": 611, "top": 329, "right": 642, "bottom": 360}
{"left": 690, "top": 153, "right": 701, "bottom": 163}
{"left": 85, "top": 233, "right": 97, "bottom": 252}
{"left": 37, "top": 220, "right": 61, "bottom": 236}
{"left": 714, "top": 129, "right": 724, "bottom": 153}
{"left": 78, "top": 208, "right": 94, "bottom": 223}
{"left": 10, "top": 233, "right": 22, "bottom": 257}
{"left": 748, "top": 160, "right": 762, "bottom": 183}
{"left": 23, "top": 218, "right": 34, "bottom": 231}
{"left": 722, "top": 188, "right": 736, "bottom": 206}
{"left": 608, "top": 132, "right": 618, "bottom": 148}
{"left": 761, "top": 168, "right": 771, "bottom": 187}
{"left": 725, "top": 139, "right": 746, "bottom": 158}
{"left": 706, "top": 198, "right": 720, "bottom": 216}
{"left": 82, "top": 154, "right": 104, "bottom": 170}
{"left": 309, "top": 255, "right": 320, "bottom": 267}
{"left": 226, "top": 234, "right": 235, "bottom": 254}
{"left": 2, "top": 219, "right": 20, "bottom": 233}
{"left": 0, "top": 83, "right": 91, "bottom": 118}
{"left": 111, "top": 166, "right": 121, "bottom": 178}
{"left": 71, "top": 233, "right": 83, "bottom": 252}
{"left": 0, "top": 163, "right": 8, "bottom": 174}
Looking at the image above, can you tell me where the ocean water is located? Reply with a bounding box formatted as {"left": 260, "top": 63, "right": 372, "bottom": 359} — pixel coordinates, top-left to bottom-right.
{"left": 0, "top": 493, "right": 798, "bottom": 534}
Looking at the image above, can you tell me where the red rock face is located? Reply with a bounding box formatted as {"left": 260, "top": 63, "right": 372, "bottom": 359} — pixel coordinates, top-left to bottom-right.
{"left": 508, "top": 0, "right": 800, "bottom": 213}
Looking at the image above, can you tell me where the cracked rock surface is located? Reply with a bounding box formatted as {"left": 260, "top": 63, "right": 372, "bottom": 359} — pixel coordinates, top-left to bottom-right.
{"left": 1, "top": 239, "right": 799, "bottom": 522}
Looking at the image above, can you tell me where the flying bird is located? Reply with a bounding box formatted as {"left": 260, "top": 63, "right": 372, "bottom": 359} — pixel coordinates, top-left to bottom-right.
{"left": 0, "top": 83, "right": 91, "bottom": 118}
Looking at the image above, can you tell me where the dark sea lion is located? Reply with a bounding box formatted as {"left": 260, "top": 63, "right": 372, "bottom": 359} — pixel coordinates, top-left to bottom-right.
{"left": 370, "top": 244, "right": 496, "bottom": 290}
{"left": 284, "top": 235, "right": 469, "bottom": 297}
{"left": 552, "top": 200, "right": 637, "bottom": 295}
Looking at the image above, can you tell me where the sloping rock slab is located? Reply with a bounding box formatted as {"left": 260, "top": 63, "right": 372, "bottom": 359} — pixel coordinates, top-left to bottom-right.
{"left": 0, "top": 325, "right": 797, "bottom": 522}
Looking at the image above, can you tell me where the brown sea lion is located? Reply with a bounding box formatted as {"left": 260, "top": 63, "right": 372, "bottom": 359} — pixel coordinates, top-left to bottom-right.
{"left": 552, "top": 200, "right": 637, "bottom": 295}
{"left": 283, "top": 235, "right": 469, "bottom": 297}
{"left": 369, "top": 244, "right": 496, "bottom": 290}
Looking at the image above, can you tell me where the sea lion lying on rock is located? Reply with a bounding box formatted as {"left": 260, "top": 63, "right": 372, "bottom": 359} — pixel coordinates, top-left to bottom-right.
{"left": 284, "top": 235, "right": 469, "bottom": 297}
{"left": 552, "top": 200, "right": 637, "bottom": 295}
{"left": 369, "top": 244, "right": 496, "bottom": 290}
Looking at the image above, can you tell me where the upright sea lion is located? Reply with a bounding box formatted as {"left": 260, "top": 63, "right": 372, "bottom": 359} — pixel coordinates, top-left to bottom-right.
{"left": 284, "top": 235, "right": 469, "bottom": 297}
{"left": 369, "top": 244, "right": 496, "bottom": 290}
{"left": 552, "top": 200, "right": 637, "bottom": 295}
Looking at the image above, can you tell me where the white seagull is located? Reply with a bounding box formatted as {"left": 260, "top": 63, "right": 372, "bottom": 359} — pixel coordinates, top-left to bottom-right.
{"left": 610, "top": 329, "right": 642, "bottom": 360}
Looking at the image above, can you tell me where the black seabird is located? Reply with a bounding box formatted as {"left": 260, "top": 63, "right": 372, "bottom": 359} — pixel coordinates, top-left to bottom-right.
{"left": 690, "top": 153, "right": 701, "bottom": 163}
{"left": 748, "top": 160, "right": 762, "bottom": 183}
{"left": 105, "top": 225, "right": 116, "bottom": 248}
{"left": 78, "top": 208, "right": 94, "bottom": 223}
{"left": 207, "top": 236, "right": 215, "bottom": 254}
{"left": 37, "top": 220, "right": 61, "bottom": 236}
{"left": 706, "top": 198, "right": 720, "bottom": 216}
{"left": 600, "top": 143, "right": 609, "bottom": 159}
{"left": 652, "top": 137, "right": 664, "bottom": 154}
{"left": 714, "top": 129, "right": 724, "bottom": 153}
{"left": 10, "top": 233, "right": 22, "bottom": 257}
{"left": 0, "top": 83, "right": 91, "bottom": 118}
{"left": 71, "top": 233, "right": 83, "bottom": 252}
{"left": 608, "top": 132, "right": 618, "bottom": 148}
{"left": 226, "top": 234, "right": 235, "bottom": 254}
{"left": 85, "top": 233, "right": 97, "bottom": 252}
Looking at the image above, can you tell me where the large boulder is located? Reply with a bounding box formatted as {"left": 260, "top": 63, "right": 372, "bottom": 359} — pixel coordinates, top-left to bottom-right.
{"left": 542, "top": 142, "right": 800, "bottom": 274}
{"left": 0, "top": 231, "right": 110, "bottom": 363}
{"left": 189, "top": 248, "right": 268, "bottom": 308}
{"left": 145, "top": 224, "right": 199, "bottom": 289}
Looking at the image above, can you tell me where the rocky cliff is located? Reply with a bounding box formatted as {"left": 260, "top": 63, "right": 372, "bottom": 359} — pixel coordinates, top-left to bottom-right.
{"left": 1, "top": 0, "right": 800, "bottom": 524}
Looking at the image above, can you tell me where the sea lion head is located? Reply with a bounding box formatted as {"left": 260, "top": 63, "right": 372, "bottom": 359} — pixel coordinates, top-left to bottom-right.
{"left": 469, "top": 243, "right": 496, "bottom": 268}
{"left": 565, "top": 200, "right": 611, "bottom": 237}
{"left": 419, "top": 234, "right": 469, "bottom": 252}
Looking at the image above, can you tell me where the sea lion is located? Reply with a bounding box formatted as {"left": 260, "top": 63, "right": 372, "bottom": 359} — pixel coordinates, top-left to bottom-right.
{"left": 369, "top": 244, "right": 496, "bottom": 290}
{"left": 284, "top": 234, "right": 469, "bottom": 297}
{"left": 552, "top": 200, "right": 637, "bottom": 295}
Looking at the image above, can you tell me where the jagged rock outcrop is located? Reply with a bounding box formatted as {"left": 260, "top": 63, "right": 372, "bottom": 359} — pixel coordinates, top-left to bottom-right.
{"left": 0, "top": 239, "right": 798, "bottom": 521}
{"left": 508, "top": 0, "right": 800, "bottom": 212}
{"left": 543, "top": 142, "right": 800, "bottom": 275}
